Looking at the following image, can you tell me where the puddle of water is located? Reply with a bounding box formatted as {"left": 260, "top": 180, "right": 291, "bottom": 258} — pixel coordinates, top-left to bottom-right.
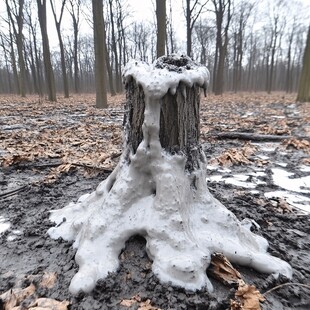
{"left": 207, "top": 165, "right": 219, "bottom": 171}
{"left": 218, "top": 168, "right": 232, "bottom": 173}
{"left": 300, "top": 165, "right": 310, "bottom": 173}
{"left": 0, "top": 216, "right": 10, "bottom": 234}
{"left": 6, "top": 230, "right": 22, "bottom": 241}
{"left": 257, "top": 155, "right": 269, "bottom": 160}
{"left": 265, "top": 191, "right": 310, "bottom": 213}
{"left": 276, "top": 162, "right": 288, "bottom": 167}
{"left": 241, "top": 112, "right": 254, "bottom": 118}
{"left": 206, "top": 173, "right": 266, "bottom": 189}
{"left": 253, "top": 142, "right": 279, "bottom": 153}
{"left": 270, "top": 115, "right": 285, "bottom": 119}
{"left": 272, "top": 168, "right": 310, "bottom": 194}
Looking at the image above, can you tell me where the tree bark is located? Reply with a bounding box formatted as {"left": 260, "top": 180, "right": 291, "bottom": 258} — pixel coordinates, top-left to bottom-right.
{"left": 297, "top": 25, "right": 310, "bottom": 102}
{"left": 92, "top": 0, "right": 108, "bottom": 108}
{"left": 156, "top": 0, "right": 166, "bottom": 57}
{"left": 125, "top": 76, "right": 201, "bottom": 171}
{"left": 37, "top": 0, "right": 57, "bottom": 101}
{"left": 50, "top": 0, "right": 69, "bottom": 98}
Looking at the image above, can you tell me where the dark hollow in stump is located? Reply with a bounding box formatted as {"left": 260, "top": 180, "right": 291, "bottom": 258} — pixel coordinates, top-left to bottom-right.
{"left": 48, "top": 55, "right": 292, "bottom": 295}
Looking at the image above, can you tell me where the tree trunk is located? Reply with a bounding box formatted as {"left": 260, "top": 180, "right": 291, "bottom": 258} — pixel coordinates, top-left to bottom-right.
{"left": 92, "top": 0, "right": 108, "bottom": 108}
{"left": 37, "top": 0, "right": 56, "bottom": 102}
{"left": 108, "top": 0, "right": 121, "bottom": 92}
{"left": 50, "top": 0, "right": 69, "bottom": 98}
{"left": 48, "top": 55, "right": 292, "bottom": 295}
{"left": 297, "top": 26, "right": 310, "bottom": 102}
{"left": 124, "top": 75, "right": 201, "bottom": 172}
{"left": 156, "top": 0, "right": 166, "bottom": 57}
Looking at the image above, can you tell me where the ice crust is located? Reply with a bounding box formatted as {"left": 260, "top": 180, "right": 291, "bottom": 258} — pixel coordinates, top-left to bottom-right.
{"left": 48, "top": 57, "right": 292, "bottom": 294}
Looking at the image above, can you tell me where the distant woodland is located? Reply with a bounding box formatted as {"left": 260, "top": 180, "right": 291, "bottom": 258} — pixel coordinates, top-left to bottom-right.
{"left": 0, "top": 0, "right": 309, "bottom": 101}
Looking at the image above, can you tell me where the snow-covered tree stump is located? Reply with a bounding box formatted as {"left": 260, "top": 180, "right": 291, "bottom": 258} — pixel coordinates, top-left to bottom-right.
{"left": 48, "top": 55, "right": 292, "bottom": 295}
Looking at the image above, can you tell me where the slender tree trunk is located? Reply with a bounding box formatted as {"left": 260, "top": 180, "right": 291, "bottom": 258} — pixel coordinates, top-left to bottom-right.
{"left": 108, "top": 0, "right": 121, "bottom": 92}
{"left": 156, "top": 0, "right": 166, "bottom": 57}
{"left": 297, "top": 26, "right": 310, "bottom": 102}
{"left": 92, "top": 0, "right": 108, "bottom": 108}
{"left": 37, "top": 0, "right": 57, "bottom": 101}
{"left": 73, "top": 19, "right": 79, "bottom": 93}
{"left": 50, "top": 0, "right": 69, "bottom": 98}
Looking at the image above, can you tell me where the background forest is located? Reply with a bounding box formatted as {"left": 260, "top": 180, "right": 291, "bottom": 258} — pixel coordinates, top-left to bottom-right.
{"left": 0, "top": 0, "right": 309, "bottom": 99}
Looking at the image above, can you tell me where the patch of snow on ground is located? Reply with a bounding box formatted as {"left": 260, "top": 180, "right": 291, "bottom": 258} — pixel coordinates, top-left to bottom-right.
{"left": 300, "top": 165, "right": 310, "bottom": 173}
{"left": 206, "top": 173, "right": 266, "bottom": 189}
{"left": 0, "top": 216, "right": 10, "bottom": 234}
{"left": 253, "top": 142, "right": 279, "bottom": 153}
{"left": 271, "top": 168, "right": 310, "bottom": 194}
{"left": 264, "top": 191, "right": 310, "bottom": 213}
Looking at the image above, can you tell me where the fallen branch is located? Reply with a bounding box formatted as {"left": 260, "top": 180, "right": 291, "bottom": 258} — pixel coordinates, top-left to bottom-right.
{"left": 263, "top": 283, "right": 310, "bottom": 296}
{"left": 70, "top": 162, "right": 112, "bottom": 173}
{"left": 0, "top": 185, "right": 28, "bottom": 199}
{"left": 212, "top": 132, "right": 310, "bottom": 142}
{"left": 14, "top": 161, "right": 113, "bottom": 173}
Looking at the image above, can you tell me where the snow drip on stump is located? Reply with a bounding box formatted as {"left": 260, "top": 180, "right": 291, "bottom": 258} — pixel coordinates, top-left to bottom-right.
{"left": 48, "top": 55, "right": 292, "bottom": 295}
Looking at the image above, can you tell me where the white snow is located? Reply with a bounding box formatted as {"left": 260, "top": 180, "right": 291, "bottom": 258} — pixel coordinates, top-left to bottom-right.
{"left": 0, "top": 216, "right": 10, "bottom": 234}
{"left": 48, "top": 57, "right": 292, "bottom": 294}
{"left": 206, "top": 173, "right": 266, "bottom": 189}
{"left": 300, "top": 165, "right": 310, "bottom": 173}
{"left": 253, "top": 142, "right": 279, "bottom": 153}
{"left": 264, "top": 191, "right": 310, "bottom": 213}
{"left": 271, "top": 168, "right": 310, "bottom": 194}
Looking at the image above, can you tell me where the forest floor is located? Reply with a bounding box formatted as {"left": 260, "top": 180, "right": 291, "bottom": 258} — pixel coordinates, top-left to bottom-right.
{"left": 0, "top": 92, "right": 309, "bottom": 310}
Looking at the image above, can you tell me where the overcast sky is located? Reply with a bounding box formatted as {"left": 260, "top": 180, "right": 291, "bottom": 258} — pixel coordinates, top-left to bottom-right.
{"left": 0, "top": 0, "right": 309, "bottom": 54}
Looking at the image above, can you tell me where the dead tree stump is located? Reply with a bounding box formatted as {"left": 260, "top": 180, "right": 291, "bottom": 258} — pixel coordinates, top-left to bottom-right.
{"left": 48, "top": 55, "right": 292, "bottom": 295}
{"left": 124, "top": 56, "right": 206, "bottom": 172}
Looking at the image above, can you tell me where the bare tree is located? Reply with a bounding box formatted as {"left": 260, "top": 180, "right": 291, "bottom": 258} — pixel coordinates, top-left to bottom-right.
{"left": 156, "top": 0, "right": 166, "bottom": 57}
{"left": 108, "top": 0, "right": 122, "bottom": 92}
{"left": 185, "top": 0, "right": 209, "bottom": 58}
{"left": 92, "top": 0, "right": 108, "bottom": 108}
{"left": 297, "top": 25, "right": 310, "bottom": 102}
{"left": 0, "top": 33, "right": 13, "bottom": 93}
{"left": 166, "top": 0, "right": 177, "bottom": 55}
{"left": 50, "top": 0, "right": 69, "bottom": 98}
{"left": 5, "top": 0, "right": 26, "bottom": 97}
{"left": 194, "top": 19, "right": 214, "bottom": 66}
{"left": 265, "top": 0, "right": 286, "bottom": 93}
{"left": 68, "top": 0, "right": 81, "bottom": 93}
{"left": 212, "top": 0, "right": 232, "bottom": 95}
{"left": 37, "top": 0, "right": 57, "bottom": 101}
{"left": 231, "top": 0, "right": 253, "bottom": 92}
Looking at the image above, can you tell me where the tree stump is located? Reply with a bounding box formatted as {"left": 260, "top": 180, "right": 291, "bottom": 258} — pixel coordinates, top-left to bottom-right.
{"left": 48, "top": 55, "right": 292, "bottom": 295}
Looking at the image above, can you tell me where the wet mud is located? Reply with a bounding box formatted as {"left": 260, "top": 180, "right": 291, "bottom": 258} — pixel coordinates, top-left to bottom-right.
{"left": 1, "top": 95, "right": 310, "bottom": 309}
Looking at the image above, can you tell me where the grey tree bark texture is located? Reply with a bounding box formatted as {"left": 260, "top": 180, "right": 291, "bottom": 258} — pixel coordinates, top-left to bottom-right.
{"left": 124, "top": 71, "right": 202, "bottom": 171}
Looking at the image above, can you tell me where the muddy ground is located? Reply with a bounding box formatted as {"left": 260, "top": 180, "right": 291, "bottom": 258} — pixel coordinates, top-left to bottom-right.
{"left": 0, "top": 93, "right": 309, "bottom": 309}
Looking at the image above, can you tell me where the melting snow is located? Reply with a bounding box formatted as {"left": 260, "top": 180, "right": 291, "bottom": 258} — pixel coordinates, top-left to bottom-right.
{"left": 300, "top": 165, "right": 310, "bottom": 173}
{"left": 271, "top": 168, "right": 310, "bottom": 194}
{"left": 0, "top": 216, "right": 10, "bottom": 234}
{"left": 207, "top": 173, "right": 266, "bottom": 189}
{"left": 265, "top": 191, "right": 310, "bottom": 213}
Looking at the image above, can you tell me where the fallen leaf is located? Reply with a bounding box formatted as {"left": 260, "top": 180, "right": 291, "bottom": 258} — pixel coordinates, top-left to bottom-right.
{"left": 282, "top": 138, "right": 310, "bottom": 151}
{"left": 120, "top": 295, "right": 161, "bottom": 310}
{"left": 232, "top": 281, "right": 265, "bottom": 310}
{"left": 0, "top": 284, "right": 36, "bottom": 309}
{"left": 208, "top": 253, "right": 242, "bottom": 285}
{"left": 40, "top": 272, "right": 57, "bottom": 289}
{"left": 211, "top": 143, "right": 257, "bottom": 166}
{"left": 28, "top": 298, "right": 69, "bottom": 309}
{"left": 277, "top": 198, "right": 293, "bottom": 213}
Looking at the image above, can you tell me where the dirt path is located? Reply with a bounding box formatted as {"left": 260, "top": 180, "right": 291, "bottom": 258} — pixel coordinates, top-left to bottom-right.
{"left": 0, "top": 93, "right": 309, "bottom": 309}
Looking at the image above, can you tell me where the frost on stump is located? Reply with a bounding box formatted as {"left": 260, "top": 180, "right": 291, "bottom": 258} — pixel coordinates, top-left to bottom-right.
{"left": 48, "top": 55, "right": 292, "bottom": 294}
